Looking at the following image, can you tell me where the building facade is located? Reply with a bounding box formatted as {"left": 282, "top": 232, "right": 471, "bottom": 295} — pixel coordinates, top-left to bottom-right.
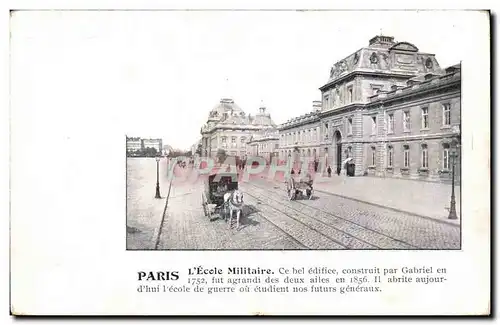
{"left": 363, "top": 65, "right": 461, "bottom": 183}
{"left": 126, "top": 137, "right": 142, "bottom": 152}
{"left": 278, "top": 101, "right": 322, "bottom": 161}
{"left": 200, "top": 98, "right": 276, "bottom": 160}
{"left": 142, "top": 138, "right": 163, "bottom": 153}
{"left": 278, "top": 35, "right": 461, "bottom": 183}
{"left": 246, "top": 127, "right": 280, "bottom": 163}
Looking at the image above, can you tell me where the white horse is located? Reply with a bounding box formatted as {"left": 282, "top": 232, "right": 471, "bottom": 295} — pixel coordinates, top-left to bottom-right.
{"left": 223, "top": 190, "right": 244, "bottom": 229}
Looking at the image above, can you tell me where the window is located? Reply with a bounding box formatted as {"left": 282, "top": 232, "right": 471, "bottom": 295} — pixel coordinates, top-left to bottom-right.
{"left": 241, "top": 137, "right": 246, "bottom": 147}
{"left": 442, "top": 103, "right": 451, "bottom": 126}
{"left": 403, "top": 145, "right": 410, "bottom": 168}
{"left": 307, "top": 129, "right": 311, "bottom": 143}
{"left": 348, "top": 118, "right": 353, "bottom": 135}
{"left": 403, "top": 111, "right": 411, "bottom": 132}
{"left": 324, "top": 96, "right": 329, "bottom": 109}
{"left": 347, "top": 86, "right": 353, "bottom": 103}
{"left": 325, "top": 123, "right": 329, "bottom": 138}
{"left": 347, "top": 146, "right": 352, "bottom": 158}
{"left": 421, "top": 144, "right": 428, "bottom": 168}
{"left": 371, "top": 147, "right": 376, "bottom": 166}
{"left": 421, "top": 107, "right": 429, "bottom": 129}
{"left": 388, "top": 146, "right": 393, "bottom": 167}
{"left": 443, "top": 144, "right": 450, "bottom": 170}
{"left": 388, "top": 114, "right": 394, "bottom": 134}
{"left": 222, "top": 137, "right": 227, "bottom": 148}
{"left": 231, "top": 137, "right": 237, "bottom": 148}
{"left": 371, "top": 116, "right": 377, "bottom": 135}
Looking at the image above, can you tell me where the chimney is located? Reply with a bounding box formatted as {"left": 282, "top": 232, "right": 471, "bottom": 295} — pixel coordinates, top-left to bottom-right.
{"left": 259, "top": 100, "right": 266, "bottom": 114}
{"left": 312, "top": 101, "right": 322, "bottom": 112}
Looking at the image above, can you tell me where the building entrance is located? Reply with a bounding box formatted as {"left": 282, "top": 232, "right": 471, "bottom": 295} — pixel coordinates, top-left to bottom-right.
{"left": 334, "top": 131, "right": 342, "bottom": 175}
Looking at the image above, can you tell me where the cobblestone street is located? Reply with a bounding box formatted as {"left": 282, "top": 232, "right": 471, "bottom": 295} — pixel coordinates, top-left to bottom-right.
{"left": 127, "top": 159, "right": 460, "bottom": 250}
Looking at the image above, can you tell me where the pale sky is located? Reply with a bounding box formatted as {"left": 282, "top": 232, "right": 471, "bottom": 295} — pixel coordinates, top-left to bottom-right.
{"left": 12, "top": 10, "right": 479, "bottom": 150}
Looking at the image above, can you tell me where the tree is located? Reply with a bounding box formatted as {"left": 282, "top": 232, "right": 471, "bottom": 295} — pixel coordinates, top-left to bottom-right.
{"left": 195, "top": 144, "right": 202, "bottom": 156}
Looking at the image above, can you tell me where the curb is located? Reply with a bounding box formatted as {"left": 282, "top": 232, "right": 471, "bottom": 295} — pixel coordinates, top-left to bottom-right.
{"left": 314, "top": 188, "right": 460, "bottom": 228}
{"left": 154, "top": 178, "right": 174, "bottom": 250}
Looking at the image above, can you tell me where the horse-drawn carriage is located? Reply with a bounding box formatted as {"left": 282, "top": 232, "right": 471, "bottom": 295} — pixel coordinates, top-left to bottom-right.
{"left": 201, "top": 170, "right": 244, "bottom": 228}
{"left": 285, "top": 170, "right": 314, "bottom": 200}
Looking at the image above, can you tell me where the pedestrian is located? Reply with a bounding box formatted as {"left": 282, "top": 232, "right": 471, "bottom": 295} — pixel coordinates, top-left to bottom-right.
{"left": 327, "top": 166, "right": 332, "bottom": 177}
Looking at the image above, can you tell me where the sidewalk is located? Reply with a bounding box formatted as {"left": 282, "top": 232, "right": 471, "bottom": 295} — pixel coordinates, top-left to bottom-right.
{"left": 126, "top": 158, "right": 173, "bottom": 250}
{"left": 312, "top": 175, "right": 461, "bottom": 225}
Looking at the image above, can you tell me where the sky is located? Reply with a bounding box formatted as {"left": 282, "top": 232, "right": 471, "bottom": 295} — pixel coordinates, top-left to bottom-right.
{"left": 12, "top": 10, "right": 481, "bottom": 151}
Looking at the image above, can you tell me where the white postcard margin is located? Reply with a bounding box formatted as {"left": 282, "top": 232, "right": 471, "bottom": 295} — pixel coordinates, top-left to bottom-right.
{"left": 6, "top": 8, "right": 491, "bottom": 316}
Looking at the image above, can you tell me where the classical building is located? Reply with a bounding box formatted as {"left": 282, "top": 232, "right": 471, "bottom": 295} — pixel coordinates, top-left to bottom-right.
{"left": 126, "top": 137, "right": 142, "bottom": 152}
{"left": 142, "top": 138, "right": 163, "bottom": 153}
{"left": 278, "top": 101, "right": 322, "bottom": 161}
{"left": 364, "top": 64, "right": 461, "bottom": 182}
{"left": 246, "top": 127, "right": 280, "bottom": 163}
{"left": 200, "top": 98, "right": 276, "bottom": 160}
{"left": 279, "top": 35, "right": 461, "bottom": 183}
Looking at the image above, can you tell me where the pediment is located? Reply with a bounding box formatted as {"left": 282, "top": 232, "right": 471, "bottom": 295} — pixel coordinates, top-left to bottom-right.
{"left": 390, "top": 42, "right": 419, "bottom": 52}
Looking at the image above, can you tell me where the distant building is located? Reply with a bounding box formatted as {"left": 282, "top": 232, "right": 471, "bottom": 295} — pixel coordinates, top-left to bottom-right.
{"left": 278, "top": 101, "right": 322, "bottom": 161}
{"left": 200, "top": 98, "right": 277, "bottom": 160}
{"left": 126, "top": 137, "right": 142, "bottom": 152}
{"left": 246, "top": 127, "right": 280, "bottom": 163}
{"left": 163, "top": 144, "right": 173, "bottom": 156}
{"left": 191, "top": 139, "right": 202, "bottom": 157}
{"left": 142, "top": 138, "right": 163, "bottom": 153}
{"left": 278, "top": 35, "right": 461, "bottom": 183}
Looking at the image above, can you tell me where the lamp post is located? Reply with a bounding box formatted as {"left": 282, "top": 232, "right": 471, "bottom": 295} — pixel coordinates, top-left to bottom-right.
{"left": 448, "top": 138, "right": 459, "bottom": 220}
{"left": 155, "top": 156, "right": 161, "bottom": 199}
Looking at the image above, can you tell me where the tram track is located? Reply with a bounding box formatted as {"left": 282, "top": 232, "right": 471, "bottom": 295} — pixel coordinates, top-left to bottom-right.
{"left": 244, "top": 181, "right": 418, "bottom": 249}
{"left": 244, "top": 193, "right": 347, "bottom": 249}
{"left": 248, "top": 208, "right": 311, "bottom": 250}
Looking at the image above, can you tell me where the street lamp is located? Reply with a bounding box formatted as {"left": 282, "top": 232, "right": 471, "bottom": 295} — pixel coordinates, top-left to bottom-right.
{"left": 155, "top": 156, "right": 161, "bottom": 199}
{"left": 448, "top": 138, "right": 459, "bottom": 220}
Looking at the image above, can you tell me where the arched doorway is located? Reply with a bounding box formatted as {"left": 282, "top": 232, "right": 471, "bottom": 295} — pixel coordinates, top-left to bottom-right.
{"left": 334, "top": 130, "right": 342, "bottom": 175}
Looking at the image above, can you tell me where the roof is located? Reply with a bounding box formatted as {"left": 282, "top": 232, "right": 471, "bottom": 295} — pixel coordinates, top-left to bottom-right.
{"left": 320, "top": 35, "right": 441, "bottom": 90}
{"left": 209, "top": 98, "right": 245, "bottom": 119}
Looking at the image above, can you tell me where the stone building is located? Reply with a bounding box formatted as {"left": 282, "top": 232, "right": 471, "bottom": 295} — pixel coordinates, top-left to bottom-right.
{"left": 200, "top": 98, "right": 276, "bottom": 160}
{"left": 364, "top": 64, "right": 461, "bottom": 182}
{"left": 278, "top": 101, "right": 322, "bottom": 161}
{"left": 142, "top": 138, "right": 163, "bottom": 153}
{"left": 279, "top": 35, "right": 461, "bottom": 183}
{"left": 246, "top": 127, "right": 280, "bottom": 163}
{"left": 126, "top": 137, "right": 142, "bottom": 152}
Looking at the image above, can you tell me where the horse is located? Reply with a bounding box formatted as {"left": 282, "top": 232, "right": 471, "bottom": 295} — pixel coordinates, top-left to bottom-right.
{"left": 223, "top": 190, "right": 244, "bottom": 229}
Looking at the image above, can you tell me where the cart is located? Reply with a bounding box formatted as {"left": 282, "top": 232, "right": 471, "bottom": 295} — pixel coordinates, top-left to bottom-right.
{"left": 201, "top": 171, "right": 239, "bottom": 221}
{"left": 285, "top": 171, "right": 313, "bottom": 200}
